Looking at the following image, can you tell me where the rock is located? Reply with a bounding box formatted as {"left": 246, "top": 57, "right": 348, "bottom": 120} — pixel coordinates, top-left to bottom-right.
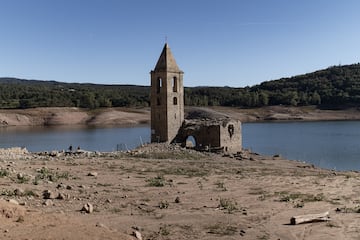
{"left": 14, "top": 188, "right": 25, "bottom": 196}
{"left": 49, "top": 151, "right": 59, "bottom": 157}
{"left": 8, "top": 199, "right": 19, "bottom": 205}
{"left": 81, "top": 203, "right": 94, "bottom": 213}
{"left": 57, "top": 193, "right": 69, "bottom": 200}
{"left": 66, "top": 185, "right": 73, "bottom": 190}
{"left": 17, "top": 173, "right": 24, "bottom": 179}
{"left": 96, "top": 222, "right": 106, "bottom": 228}
{"left": 43, "top": 190, "right": 57, "bottom": 199}
{"left": 132, "top": 230, "right": 143, "bottom": 240}
{"left": 43, "top": 199, "right": 53, "bottom": 206}
{"left": 175, "top": 196, "right": 180, "bottom": 203}
{"left": 88, "top": 172, "right": 98, "bottom": 177}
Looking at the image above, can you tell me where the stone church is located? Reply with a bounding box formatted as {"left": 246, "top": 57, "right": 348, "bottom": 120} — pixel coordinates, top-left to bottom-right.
{"left": 150, "top": 43, "right": 242, "bottom": 153}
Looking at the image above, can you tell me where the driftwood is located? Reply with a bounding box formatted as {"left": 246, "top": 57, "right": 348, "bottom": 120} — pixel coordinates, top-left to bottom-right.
{"left": 290, "top": 211, "right": 330, "bottom": 225}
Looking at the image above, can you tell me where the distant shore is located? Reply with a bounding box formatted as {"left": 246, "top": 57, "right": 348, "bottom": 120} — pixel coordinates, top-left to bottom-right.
{"left": 1, "top": 106, "right": 360, "bottom": 127}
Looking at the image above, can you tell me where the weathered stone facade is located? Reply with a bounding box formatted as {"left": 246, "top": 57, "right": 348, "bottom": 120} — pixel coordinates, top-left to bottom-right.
{"left": 150, "top": 44, "right": 184, "bottom": 142}
{"left": 173, "top": 118, "right": 242, "bottom": 153}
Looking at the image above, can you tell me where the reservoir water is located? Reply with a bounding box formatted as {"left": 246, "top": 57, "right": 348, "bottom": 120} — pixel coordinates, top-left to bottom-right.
{"left": 243, "top": 121, "right": 360, "bottom": 171}
{"left": 1, "top": 121, "right": 360, "bottom": 171}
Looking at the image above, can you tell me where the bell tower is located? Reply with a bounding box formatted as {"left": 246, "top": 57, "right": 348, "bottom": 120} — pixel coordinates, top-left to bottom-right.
{"left": 150, "top": 43, "right": 184, "bottom": 143}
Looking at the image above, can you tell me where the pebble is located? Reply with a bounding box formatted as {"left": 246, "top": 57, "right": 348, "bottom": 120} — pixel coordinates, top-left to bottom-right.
{"left": 14, "top": 188, "right": 25, "bottom": 196}
{"left": 43, "top": 190, "right": 57, "bottom": 199}
{"left": 57, "top": 193, "right": 69, "bottom": 200}
{"left": 43, "top": 199, "right": 53, "bottom": 206}
{"left": 96, "top": 222, "right": 106, "bottom": 228}
{"left": 132, "top": 230, "right": 143, "bottom": 240}
{"left": 8, "top": 199, "right": 19, "bottom": 205}
{"left": 88, "top": 172, "right": 98, "bottom": 177}
{"left": 81, "top": 203, "right": 94, "bottom": 213}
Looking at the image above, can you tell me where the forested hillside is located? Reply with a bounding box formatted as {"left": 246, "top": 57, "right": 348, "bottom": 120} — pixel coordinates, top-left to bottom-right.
{"left": 186, "top": 63, "right": 360, "bottom": 108}
{"left": 1, "top": 63, "right": 360, "bottom": 109}
{"left": 0, "top": 78, "right": 149, "bottom": 109}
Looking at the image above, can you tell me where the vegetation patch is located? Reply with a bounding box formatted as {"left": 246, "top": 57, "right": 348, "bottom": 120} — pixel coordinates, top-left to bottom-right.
{"left": 0, "top": 189, "right": 14, "bottom": 196}
{"left": 215, "top": 181, "right": 227, "bottom": 191}
{"left": 218, "top": 198, "right": 238, "bottom": 214}
{"left": 159, "top": 167, "right": 208, "bottom": 177}
{"left": 146, "top": 175, "right": 167, "bottom": 187}
{"left": 0, "top": 169, "right": 10, "bottom": 177}
{"left": 207, "top": 223, "right": 238, "bottom": 236}
{"left": 276, "top": 191, "right": 325, "bottom": 205}
{"left": 34, "top": 167, "right": 70, "bottom": 184}
{"left": 17, "top": 175, "right": 30, "bottom": 184}
{"left": 158, "top": 200, "right": 169, "bottom": 209}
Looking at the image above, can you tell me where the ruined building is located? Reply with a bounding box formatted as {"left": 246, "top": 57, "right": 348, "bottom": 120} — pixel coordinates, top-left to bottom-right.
{"left": 150, "top": 44, "right": 242, "bottom": 153}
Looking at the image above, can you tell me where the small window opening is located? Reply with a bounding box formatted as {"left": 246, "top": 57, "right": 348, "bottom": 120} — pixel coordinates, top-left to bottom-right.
{"left": 157, "top": 77, "right": 162, "bottom": 93}
{"left": 172, "top": 77, "right": 178, "bottom": 92}
{"left": 173, "top": 97, "right": 177, "bottom": 105}
{"left": 228, "top": 124, "right": 234, "bottom": 138}
{"left": 157, "top": 97, "right": 161, "bottom": 105}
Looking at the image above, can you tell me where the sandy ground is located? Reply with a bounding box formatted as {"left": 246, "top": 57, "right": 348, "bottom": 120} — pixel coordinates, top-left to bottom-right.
{"left": 1, "top": 144, "right": 360, "bottom": 239}
{"left": 1, "top": 106, "right": 360, "bottom": 127}
{"left": 1, "top": 106, "right": 360, "bottom": 239}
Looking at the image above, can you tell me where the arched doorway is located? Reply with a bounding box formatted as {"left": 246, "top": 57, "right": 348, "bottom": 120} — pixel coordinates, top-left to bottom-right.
{"left": 185, "top": 135, "right": 196, "bottom": 149}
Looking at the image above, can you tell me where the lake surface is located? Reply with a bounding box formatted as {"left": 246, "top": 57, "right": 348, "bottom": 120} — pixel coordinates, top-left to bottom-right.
{"left": 0, "top": 125, "right": 150, "bottom": 152}
{"left": 1, "top": 121, "right": 360, "bottom": 171}
{"left": 243, "top": 121, "right": 360, "bottom": 171}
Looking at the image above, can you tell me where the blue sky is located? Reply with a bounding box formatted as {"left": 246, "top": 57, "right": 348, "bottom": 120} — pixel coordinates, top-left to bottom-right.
{"left": 0, "top": 0, "right": 359, "bottom": 87}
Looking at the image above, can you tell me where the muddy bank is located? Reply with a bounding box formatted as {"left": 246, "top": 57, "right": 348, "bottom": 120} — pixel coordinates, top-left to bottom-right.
{"left": 0, "top": 107, "right": 150, "bottom": 127}
{"left": 1, "top": 106, "right": 360, "bottom": 127}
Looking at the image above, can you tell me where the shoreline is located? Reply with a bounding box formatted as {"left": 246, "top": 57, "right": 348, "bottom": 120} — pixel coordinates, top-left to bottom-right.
{"left": 0, "top": 106, "right": 360, "bottom": 127}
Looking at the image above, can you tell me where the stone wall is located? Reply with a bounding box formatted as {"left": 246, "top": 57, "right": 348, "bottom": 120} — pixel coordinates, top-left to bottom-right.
{"left": 173, "top": 118, "right": 242, "bottom": 153}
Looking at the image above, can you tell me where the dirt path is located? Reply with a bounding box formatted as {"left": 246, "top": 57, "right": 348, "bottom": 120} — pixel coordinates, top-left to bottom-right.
{"left": 1, "top": 144, "right": 360, "bottom": 239}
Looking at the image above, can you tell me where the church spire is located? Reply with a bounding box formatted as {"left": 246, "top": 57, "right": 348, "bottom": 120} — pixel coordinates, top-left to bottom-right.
{"left": 154, "top": 43, "right": 182, "bottom": 72}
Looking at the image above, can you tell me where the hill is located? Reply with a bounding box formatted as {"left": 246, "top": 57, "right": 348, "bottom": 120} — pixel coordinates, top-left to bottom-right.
{"left": 2, "top": 63, "right": 360, "bottom": 109}
{"left": 186, "top": 63, "right": 360, "bottom": 108}
{"left": 0, "top": 78, "right": 149, "bottom": 109}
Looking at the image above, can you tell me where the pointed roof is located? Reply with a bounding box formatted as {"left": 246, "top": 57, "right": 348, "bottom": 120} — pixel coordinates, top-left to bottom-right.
{"left": 154, "top": 43, "right": 182, "bottom": 72}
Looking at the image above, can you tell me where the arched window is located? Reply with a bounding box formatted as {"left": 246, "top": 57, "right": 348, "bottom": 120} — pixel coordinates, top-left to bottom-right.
{"left": 173, "top": 97, "right": 177, "bottom": 105}
{"left": 172, "top": 76, "right": 177, "bottom": 92}
{"left": 157, "top": 77, "right": 162, "bottom": 93}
